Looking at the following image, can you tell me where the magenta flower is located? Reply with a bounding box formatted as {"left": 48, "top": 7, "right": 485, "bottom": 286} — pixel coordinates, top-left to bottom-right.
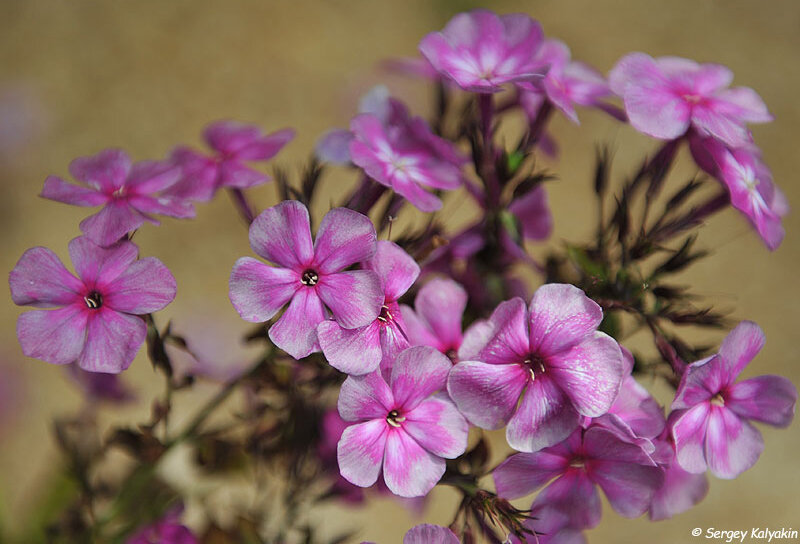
{"left": 10, "top": 236, "right": 176, "bottom": 373}
{"left": 229, "top": 200, "right": 383, "bottom": 359}
{"left": 126, "top": 511, "right": 197, "bottom": 544}
{"left": 318, "top": 409, "right": 367, "bottom": 504}
{"left": 494, "top": 419, "right": 664, "bottom": 530}
{"left": 318, "top": 241, "right": 419, "bottom": 375}
{"left": 349, "top": 98, "right": 467, "bottom": 212}
{"left": 689, "top": 135, "right": 788, "bottom": 250}
{"left": 337, "top": 346, "right": 468, "bottom": 497}
{"left": 670, "top": 321, "right": 797, "bottom": 479}
{"left": 448, "top": 284, "right": 624, "bottom": 452}
{"left": 520, "top": 38, "right": 611, "bottom": 124}
{"left": 167, "top": 120, "right": 295, "bottom": 201}
{"left": 609, "top": 53, "right": 772, "bottom": 147}
{"left": 606, "top": 347, "right": 665, "bottom": 440}
{"left": 403, "top": 524, "right": 459, "bottom": 544}
{"left": 41, "top": 149, "right": 194, "bottom": 247}
{"left": 419, "top": 10, "right": 546, "bottom": 93}
{"left": 68, "top": 364, "right": 135, "bottom": 403}
{"left": 400, "top": 277, "right": 467, "bottom": 359}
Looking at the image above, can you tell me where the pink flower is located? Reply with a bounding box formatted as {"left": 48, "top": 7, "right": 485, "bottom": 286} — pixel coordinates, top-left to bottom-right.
{"left": 403, "top": 524, "right": 459, "bottom": 544}
{"left": 447, "top": 284, "right": 624, "bottom": 452}
{"left": 228, "top": 201, "right": 383, "bottom": 359}
{"left": 348, "top": 97, "right": 467, "bottom": 212}
{"left": 670, "top": 321, "right": 797, "bottom": 479}
{"left": 520, "top": 39, "right": 611, "bottom": 124}
{"left": 10, "top": 236, "right": 176, "bottom": 373}
{"left": 606, "top": 347, "right": 666, "bottom": 440}
{"left": 41, "top": 149, "right": 194, "bottom": 247}
{"left": 689, "top": 135, "right": 788, "bottom": 250}
{"left": 337, "top": 346, "right": 468, "bottom": 497}
{"left": 126, "top": 511, "right": 197, "bottom": 544}
{"left": 494, "top": 419, "right": 664, "bottom": 530}
{"left": 400, "top": 277, "right": 467, "bottom": 360}
{"left": 419, "top": 10, "right": 546, "bottom": 93}
{"left": 317, "top": 241, "right": 419, "bottom": 375}
{"left": 609, "top": 53, "right": 772, "bottom": 147}
{"left": 167, "top": 120, "right": 295, "bottom": 202}
{"left": 68, "top": 363, "right": 135, "bottom": 403}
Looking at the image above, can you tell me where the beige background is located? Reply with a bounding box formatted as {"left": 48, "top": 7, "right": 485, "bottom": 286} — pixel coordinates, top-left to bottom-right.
{"left": 1, "top": 1, "right": 798, "bottom": 542}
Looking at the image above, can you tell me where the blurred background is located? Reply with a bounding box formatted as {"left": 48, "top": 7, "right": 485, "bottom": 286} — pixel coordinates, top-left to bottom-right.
{"left": 1, "top": 0, "right": 798, "bottom": 542}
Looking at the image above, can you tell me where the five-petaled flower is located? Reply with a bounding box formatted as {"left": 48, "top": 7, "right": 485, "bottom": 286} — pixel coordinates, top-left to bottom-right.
{"left": 10, "top": 236, "right": 176, "bottom": 373}
{"left": 609, "top": 53, "right": 772, "bottom": 147}
{"left": 337, "top": 346, "right": 468, "bottom": 497}
{"left": 167, "top": 120, "right": 295, "bottom": 202}
{"left": 401, "top": 277, "right": 468, "bottom": 361}
{"left": 447, "top": 283, "right": 624, "bottom": 452}
{"left": 228, "top": 200, "right": 383, "bottom": 359}
{"left": 419, "top": 9, "right": 547, "bottom": 93}
{"left": 670, "top": 321, "right": 797, "bottom": 479}
{"left": 41, "top": 149, "right": 194, "bottom": 247}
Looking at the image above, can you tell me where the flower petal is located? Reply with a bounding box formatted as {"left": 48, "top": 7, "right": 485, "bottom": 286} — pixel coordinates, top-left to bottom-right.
{"left": 493, "top": 449, "right": 570, "bottom": 499}
{"left": 403, "top": 395, "right": 468, "bottom": 458}
{"left": 318, "top": 320, "right": 382, "bottom": 375}
{"left": 588, "top": 458, "right": 664, "bottom": 518}
{"left": 103, "top": 257, "right": 177, "bottom": 314}
{"left": 671, "top": 404, "right": 710, "bottom": 474}
{"left": 313, "top": 207, "right": 378, "bottom": 274}
{"left": 337, "top": 419, "right": 388, "bottom": 488}
{"left": 473, "top": 297, "right": 530, "bottom": 365}
{"left": 383, "top": 429, "right": 445, "bottom": 497}
{"left": 68, "top": 236, "right": 140, "bottom": 286}
{"left": 338, "top": 370, "right": 395, "bottom": 421}
{"left": 69, "top": 148, "right": 131, "bottom": 191}
{"left": 447, "top": 360, "right": 527, "bottom": 429}
{"left": 507, "top": 375, "right": 581, "bottom": 452}
{"left": 649, "top": 460, "right": 709, "bottom": 521}
{"left": 718, "top": 320, "right": 765, "bottom": 378}
{"left": 725, "top": 375, "right": 797, "bottom": 428}
{"left": 229, "top": 257, "right": 299, "bottom": 322}
{"left": 364, "top": 241, "right": 419, "bottom": 302}
{"left": 316, "top": 270, "right": 383, "bottom": 329}
{"left": 217, "top": 160, "right": 269, "bottom": 189}
{"left": 413, "top": 278, "right": 467, "bottom": 351}
{"left": 203, "top": 120, "right": 261, "bottom": 154}
{"left": 533, "top": 470, "right": 602, "bottom": 530}
{"left": 403, "top": 524, "right": 459, "bottom": 544}
{"left": 16, "top": 306, "right": 88, "bottom": 365}
{"left": 248, "top": 201, "right": 314, "bottom": 269}
{"left": 234, "top": 128, "right": 295, "bottom": 161}
{"left": 528, "top": 284, "right": 603, "bottom": 357}
{"left": 126, "top": 161, "right": 182, "bottom": 194}
{"left": 79, "top": 202, "right": 146, "bottom": 247}
{"left": 76, "top": 309, "right": 146, "bottom": 373}
{"left": 41, "top": 176, "right": 108, "bottom": 207}
{"left": 391, "top": 346, "right": 452, "bottom": 410}
{"left": 704, "top": 406, "right": 763, "bottom": 479}
{"left": 10, "top": 247, "right": 83, "bottom": 307}
{"left": 268, "top": 288, "right": 326, "bottom": 359}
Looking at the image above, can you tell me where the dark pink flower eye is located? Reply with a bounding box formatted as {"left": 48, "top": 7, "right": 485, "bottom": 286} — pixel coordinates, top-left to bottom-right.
{"left": 83, "top": 291, "right": 103, "bottom": 309}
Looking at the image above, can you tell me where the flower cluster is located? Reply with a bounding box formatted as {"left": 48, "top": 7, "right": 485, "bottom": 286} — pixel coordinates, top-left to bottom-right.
{"left": 6, "top": 7, "right": 796, "bottom": 544}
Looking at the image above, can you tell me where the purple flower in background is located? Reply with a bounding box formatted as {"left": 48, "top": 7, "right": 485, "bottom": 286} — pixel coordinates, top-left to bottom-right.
{"left": 607, "top": 347, "right": 666, "bottom": 440}
{"left": 229, "top": 200, "right": 383, "bottom": 359}
{"left": 403, "top": 524, "right": 459, "bottom": 544}
{"left": 167, "top": 120, "right": 295, "bottom": 201}
{"left": 520, "top": 38, "right": 611, "bottom": 124}
{"left": 670, "top": 321, "right": 797, "bottom": 479}
{"left": 41, "top": 149, "right": 194, "bottom": 247}
{"left": 126, "top": 510, "right": 197, "bottom": 544}
{"left": 448, "top": 284, "right": 624, "bottom": 452}
{"left": 68, "top": 364, "right": 135, "bottom": 403}
{"left": 609, "top": 53, "right": 772, "bottom": 146}
{"left": 318, "top": 241, "right": 419, "bottom": 375}
{"left": 494, "top": 419, "right": 664, "bottom": 530}
{"left": 337, "top": 346, "right": 468, "bottom": 497}
{"left": 10, "top": 236, "right": 176, "bottom": 373}
{"left": 419, "top": 10, "right": 546, "bottom": 93}
{"left": 349, "top": 98, "right": 467, "bottom": 212}
{"left": 401, "top": 278, "right": 467, "bottom": 360}
{"left": 689, "top": 135, "right": 788, "bottom": 250}
{"left": 319, "top": 409, "right": 367, "bottom": 504}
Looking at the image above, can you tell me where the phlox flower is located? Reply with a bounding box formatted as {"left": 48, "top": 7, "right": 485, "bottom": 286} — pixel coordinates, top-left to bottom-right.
{"left": 400, "top": 277, "right": 467, "bottom": 360}
{"left": 670, "top": 321, "right": 797, "bottom": 479}
{"left": 317, "top": 241, "right": 419, "bottom": 375}
{"left": 689, "top": 134, "right": 788, "bottom": 250}
{"left": 609, "top": 53, "right": 772, "bottom": 147}
{"left": 41, "top": 149, "right": 194, "bottom": 247}
{"left": 229, "top": 200, "right": 383, "bottom": 359}
{"left": 403, "top": 524, "right": 459, "bottom": 544}
{"left": 493, "top": 418, "right": 664, "bottom": 531}
{"left": 68, "top": 363, "right": 135, "bottom": 403}
{"left": 337, "top": 346, "right": 468, "bottom": 497}
{"left": 167, "top": 120, "right": 295, "bottom": 202}
{"left": 447, "top": 284, "right": 624, "bottom": 452}
{"left": 348, "top": 95, "right": 467, "bottom": 212}
{"left": 419, "top": 9, "right": 547, "bottom": 93}
{"left": 606, "top": 347, "right": 666, "bottom": 440}
{"left": 520, "top": 38, "right": 611, "bottom": 124}
{"left": 10, "top": 236, "right": 176, "bottom": 373}
{"left": 126, "top": 510, "right": 197, "bottom": 544}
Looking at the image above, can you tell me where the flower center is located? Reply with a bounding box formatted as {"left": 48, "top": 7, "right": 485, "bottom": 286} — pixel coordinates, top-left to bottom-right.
{"left": 569, "top": 455, "right": 586, "bottom": 469}
{"left": 111, "top": 187, "right": 127, "bottom": 199}
{"left": 376, "top": 305, "right": 393, "bottom": 324}
{"left": 710, "top": 393, "right": 725, "bottom": 407}
{"left": 682, "top": 93, "right": 703, "bottom": 105}
{"left": 522, "top": 354, "right": 547, "bottom": 380}
{"left": 84, "top": 291, "right": 103, "bottom": 310}
{"left": 386, "top": 409, "right": 406, "bottom": 428}
{"left": 300, "top": 269, "right": 319, "bottom": 286}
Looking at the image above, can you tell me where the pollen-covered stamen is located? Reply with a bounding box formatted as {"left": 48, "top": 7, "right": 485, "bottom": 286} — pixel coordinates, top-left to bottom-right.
{"left": 84, "top": 291, "right": 103, "bottom": 310}
{"left": 386, "top": 409, "right": 406, "bottom": 428}
{"left": 710, "top": 393, "right": 725, "bottom": 407}
{"left": 300, "top": 269, "right": 319, "bottom": 286}
{"left": 569, "top": 455, "right": 586, "bottom": 469}
{"left": 376, "top": 305, "right": 392, "bottom": 323}
{"left": 522, "top": 354, "right": 547, "bottom": 380}
{"left": 111, "top": 187, "right": 127, "bottom": 199}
